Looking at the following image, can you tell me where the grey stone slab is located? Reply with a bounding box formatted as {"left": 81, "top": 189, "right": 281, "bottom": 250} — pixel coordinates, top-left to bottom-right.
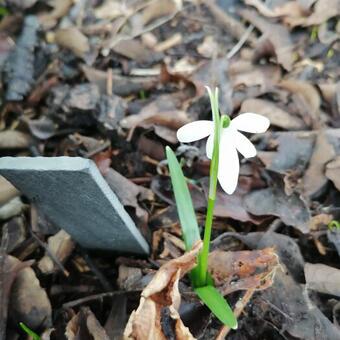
{"left": 0, "top": 157, "right": 149, "bottom": 254}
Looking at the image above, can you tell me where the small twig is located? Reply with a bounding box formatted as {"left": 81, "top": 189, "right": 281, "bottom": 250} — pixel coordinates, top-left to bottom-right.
{"left": 29, "top": 229, "right": 70, "bottom": 277}
{"left": 267, "top": 218, "right": 283, "bottom": 233}
{"left": 62, "top": 290, "right": 136, "bottom": 309}
{"left": 258, "top": 297, "right": 293, "bottom": 321}
{"left": 227, "top": 25, "right": 254, "bottom": 59}
{"left": 216, "top": 289, "right": 255, "bottom": 339}
{"left": 78, "top": 247, "right": 113, "bottom": 291}
{"left": 106, "top": 68, "right": 113, "bottom": 96}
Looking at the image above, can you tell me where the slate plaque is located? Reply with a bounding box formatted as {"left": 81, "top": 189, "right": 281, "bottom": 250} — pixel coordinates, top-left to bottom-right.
{"left": 0, "top": 157, "right": 149, "bottom": 254}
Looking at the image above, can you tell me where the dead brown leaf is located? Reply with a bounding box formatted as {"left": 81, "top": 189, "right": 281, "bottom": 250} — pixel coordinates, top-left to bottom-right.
{"left": 112, "top": 39, "right": 158, "bottom": 63}
{"left": 117, "top": 265, "right": 143, "bottom": 291}
{"left": 124, "top": 242, "right": 201, "bottom": 339}
{"left": 302, "top": 131, "right": 335, "bottom": 197}
{"left": 197, "top": 36, "right": 218, "bottom": 58}
{"left": 200, "top": 176, "right": 267, "bottom": 224}
{"left": 65, "top": 307, "right": 110, "bottom": 340}
{"left": 245, "top": 0, "right": 305, "bottom": 19}
{"left": 305, "top": 263, "right": 340, "bottom": 297}
{"left": 240, "top": 9, "right": 294, "bottom": 71}
{"left": 258, "top": 131, "right": 315, "bottom": 173}
{"left": 120, "top": 94, "right": 189, "bottom": 143}
{"left": 0, "top": 130, "right": 31, "bottom": 149}
{"left": 55, "top": 27, "right": 90, "bottom": 58}
{"left": 212, "top": 231, "right": 340, "bottom": 338}
{"left": 229, "top": 61, "right": 281, "bottom": 92}
{"left": 94, "top": 0, "right": 127, "bottom": 20}
{"left": 262, "top": 269, "right": 340, "bottom": 339}
{"left": 326, "top": 156, "right": 340, "bottom": 191}
{"left": 244, "top": 185, "right": 311, "bottom": 233}
{"left": 142, "top": 0, "right": 182, "bottom": 26}
{"left": 278, "top": 79, "right": 321, "bottom": 128}
{"left": 318, "top": 82, "right": 339, "bottom": 108}
{"left": 38, "top": 0, "right": 73, "bottom": 28}
{"left": 38, "top": 230, "right": 75, "bottom": 275}
{"left": 3, "top": 216, "right": 26, "bottom": 253}
{"left": 240, "top": 98, "right": 306, "bottom": 130}
{"left": 286, "top": 0, "right": 340, "bottom": 27}
{"left": 105, "top": 0, "right": 182, "bottom": 49}
{"left": 104, "top": 168, "right": 154, "bottom": 224}
{"left": 209, "top": 248, "right": 279, "bottom": 295}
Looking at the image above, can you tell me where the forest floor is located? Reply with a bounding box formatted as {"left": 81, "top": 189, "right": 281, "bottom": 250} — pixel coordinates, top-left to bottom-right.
{"left": 0, "top": 0, "right": 340, "bottom": 339}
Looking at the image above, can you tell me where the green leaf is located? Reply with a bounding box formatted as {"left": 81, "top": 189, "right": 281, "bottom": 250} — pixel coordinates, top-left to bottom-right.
{"left": 19, "top": 322, "right": 41, "bottom": 340}
{"left": 165, "top": 146, "right": 201, "bottom": 251}
{"left": 195, "top": 285, "right": 237, "bottom": 329}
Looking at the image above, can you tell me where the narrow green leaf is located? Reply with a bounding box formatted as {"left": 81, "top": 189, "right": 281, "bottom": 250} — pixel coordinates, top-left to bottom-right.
{"left": 195, "top": 285, "right": 237, "bottom": 329}
{"left": 19, "top": 322, "right": 41, "bottom": 340}
{"left": 165, "top": 146, "right": 201, "bottom": 251}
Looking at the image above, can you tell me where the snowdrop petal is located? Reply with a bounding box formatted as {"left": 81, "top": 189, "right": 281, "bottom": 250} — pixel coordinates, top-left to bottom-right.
{"left": 218, "top": 130, "right": 239, "bottom": 194}
{"left": 233, "top": 130, "right": 257, "bottom": 158}
{"left": 206, "top": 134, "right": 213, "bottom": 159}
{"left": 231, "top": 113, "right": 270, "bottom": 133}
{"left": 177, "top": 120, "right": 214, "bottom": 143}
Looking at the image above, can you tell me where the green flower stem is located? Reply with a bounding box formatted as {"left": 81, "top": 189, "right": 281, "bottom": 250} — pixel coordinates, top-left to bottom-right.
{"left": 198, "top": 88, "right": 221, "bottom": 286}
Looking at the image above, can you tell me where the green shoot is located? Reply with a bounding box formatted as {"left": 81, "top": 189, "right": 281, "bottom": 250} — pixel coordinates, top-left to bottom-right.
{"left": 328, "top": 220, "right": 340, "bottom": 231}
{"left": 165, "top": 146, "right": 201, "bottom": 251}
{"left": 19, "top": 322, "right": 41, "bottom": 340}
{"left": 195, "top": 285, "right": 237, "bottom": 329}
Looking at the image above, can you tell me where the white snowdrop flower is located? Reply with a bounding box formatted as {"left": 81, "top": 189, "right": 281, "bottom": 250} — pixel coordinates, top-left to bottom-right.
{"left": 177, "top": 112, "right": 270, "bottom": 195}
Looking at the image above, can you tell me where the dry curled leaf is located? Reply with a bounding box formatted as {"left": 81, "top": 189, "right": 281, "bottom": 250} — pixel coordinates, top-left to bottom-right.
{"left": 229, "top": 61, "right": 281, "bottom": 92}
{"left": 65, "top": 307, "right": 110, "bottom": 340}
{"left": 209, "top": 248, "right": 280, "bottom": 295}
{"left": 302, "top": 131, "right": 335, "bottom": 197}
{"left": 240, "top": 98, "right": 306, "bottom": 130}
{"left": 285, "top": 0, "right": 340, "bottom": 27}
{"left": 279, "top": 79, "right": 321, "bottom": 128}
{"left": 38, "top": 0, "right": 73, "bottom": 28}
{"left": 326, "top": 156, "right": 340, "bottom": 191}
{"left": 258, "top": 131, "right": 315, "bottom": 173}
{"left": 104, "top": 168, "right": 154, "bottom": 223}
{"left": 262, "top": 269, "right": 340, "bottom": 339}
{"left": 199, "top": 177, "right": 266, "bottom": 224}
{"left": 124, "top": 242, "right": 202, "bottom": 339}
{"left": 245, "top": 0, "right": 305, "bottom": 19}
{"left": 244, "top": 186, "right": 311, "bottom": 233}
{"left": 112, "top": 39, "right": 158, "bottom": 63}
{"left": 305, "top": 263, "right": 340, "bottom": 297}
{"left": 120, "top": 95, "right": 189, "bottom": 143}
{"left": 240, "top": 9, "right": 294, "bottom": 71}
